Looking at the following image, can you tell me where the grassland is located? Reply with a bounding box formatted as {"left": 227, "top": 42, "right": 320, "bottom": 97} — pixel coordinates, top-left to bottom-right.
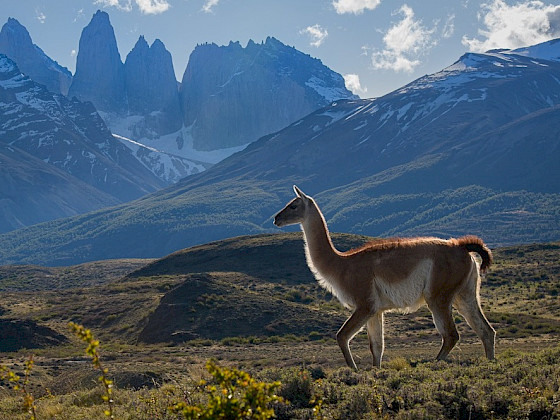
{"left": 0, "top": 233, "right": 558, "bottom": 419}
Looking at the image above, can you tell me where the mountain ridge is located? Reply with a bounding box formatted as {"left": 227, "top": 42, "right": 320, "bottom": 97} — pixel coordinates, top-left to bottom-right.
{"left": 63, "top": 11, "right": 356, "bottom": 181}
{"left": 0, "top": 36, "right": 559, "bottom": 265}
{"left": 0, "top": 17, "right": 72, "bottom": 95}
{"left": 0, "top": 54, "right": 166, "bottom": 233}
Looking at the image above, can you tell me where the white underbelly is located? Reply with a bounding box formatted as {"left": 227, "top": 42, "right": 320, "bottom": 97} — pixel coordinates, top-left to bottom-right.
{"left": 374, "top": 259, "right": 433, "bottom": 312}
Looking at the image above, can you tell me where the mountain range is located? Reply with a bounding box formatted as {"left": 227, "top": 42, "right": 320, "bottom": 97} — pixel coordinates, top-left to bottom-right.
{"left": 0, "top": 12, "right": 355, "bottom": 232}
{"left": 0, "top": 38, "right": 558, "bottom": 265}
{"left": 0, "top": 18, "right": 72, "bottom": 96}
{"left": 180, "top": 37, "right": 356, "bottom": 151}
{"left": 68, "top": 11, "right": 356, "bottom": 179}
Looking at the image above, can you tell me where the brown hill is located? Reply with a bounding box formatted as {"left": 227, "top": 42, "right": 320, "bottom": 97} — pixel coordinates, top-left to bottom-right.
{"left": 134, "top": 232, "right": 371, "bottom": 343}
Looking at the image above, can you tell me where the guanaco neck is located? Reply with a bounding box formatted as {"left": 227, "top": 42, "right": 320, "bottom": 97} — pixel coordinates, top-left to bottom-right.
{"left": 301, "top": 201, "right": 342, "bottom": 274}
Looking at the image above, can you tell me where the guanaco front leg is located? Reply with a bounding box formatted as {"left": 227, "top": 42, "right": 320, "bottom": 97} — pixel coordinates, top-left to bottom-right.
{"left": 366, "top": 312, "right": 384, "bottom": 367}
{"left": 336, "top": 308, "right": 371, "bottom": 370}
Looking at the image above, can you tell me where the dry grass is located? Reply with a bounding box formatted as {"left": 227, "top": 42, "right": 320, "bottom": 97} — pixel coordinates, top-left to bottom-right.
{"left": 0, "top": 234, "right": 559, "bottom": 418}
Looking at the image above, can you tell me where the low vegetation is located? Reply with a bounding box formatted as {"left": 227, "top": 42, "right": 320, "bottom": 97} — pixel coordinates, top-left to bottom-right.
{"left": 1, "top": 341, "right": 558, "bottom": 419}
{"left": 0, "top": 235, "right": 559, "bottom": 418}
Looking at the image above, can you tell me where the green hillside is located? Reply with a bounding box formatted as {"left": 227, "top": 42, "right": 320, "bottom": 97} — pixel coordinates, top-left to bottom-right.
{"left": 0, "top": 178, "right": 558, "bottom": 267}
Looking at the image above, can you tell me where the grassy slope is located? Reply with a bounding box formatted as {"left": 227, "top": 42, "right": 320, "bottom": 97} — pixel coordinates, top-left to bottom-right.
{"left": 0, "top": 233, "right": 558, "bottom": 345}
{"left": 0, "top": 234, "right": 559, "bottom": 419}
{"left": 0, "top": 180, "right": 558, "bottom": 267}
{"left": 0, "top": 259, "right": 153, "bottom": 291}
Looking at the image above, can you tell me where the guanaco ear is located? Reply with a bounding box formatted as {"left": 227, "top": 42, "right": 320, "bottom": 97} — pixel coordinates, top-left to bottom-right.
{"left": 293, "top": 185, "right": 308, "bottom": 200}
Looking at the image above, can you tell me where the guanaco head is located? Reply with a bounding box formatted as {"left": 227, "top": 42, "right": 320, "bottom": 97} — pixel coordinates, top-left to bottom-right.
{"left": 273, "top": 185, "right": 311, "bottom": 227}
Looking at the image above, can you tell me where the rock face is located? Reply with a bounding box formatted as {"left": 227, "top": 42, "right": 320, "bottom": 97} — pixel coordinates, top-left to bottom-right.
{"left": 124, "top": 36, "right": 182, "bottom": 137}
{"left": 64, "top": 13, "right": 356, "bottom": 180}
{"left": 0, "top": 54, "right": 165, "bottom": 232}
{"left": 69, "top": 11, "right": 182, "bottom": 136}
{"left": 180, "top": 37, "right": 357, "bottom": 150}
{"left": 67, "top": 12, "right": 192, "bottom": 182}
{"left": 0, "top": 18, "right": 72, "bottom": 95}
{"left": 68, "top": 10, "right": 126, "bottom": 113}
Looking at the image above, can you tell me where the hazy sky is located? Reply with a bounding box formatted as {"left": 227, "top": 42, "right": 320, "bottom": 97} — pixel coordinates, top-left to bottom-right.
{"left": 2, "top": 0, "right": 560, "bottom": 98}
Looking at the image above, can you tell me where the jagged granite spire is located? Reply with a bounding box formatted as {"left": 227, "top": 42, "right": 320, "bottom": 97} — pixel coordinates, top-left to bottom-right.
{"left": 0, "top": 17, "right": 72, "bottom": 95}
{"left": 124, "top": 35, "right": 182, "bottom": 135}
{"left": 179, "top": 37, "right": 356, "bottom": 151}
{"left": 68, "top": 10, "right": 126, "bottom": 113}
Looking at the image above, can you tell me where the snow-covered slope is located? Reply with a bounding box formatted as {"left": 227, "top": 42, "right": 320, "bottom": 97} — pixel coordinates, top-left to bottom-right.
{"left": 112, "top": 133, "right": 210, "bottom": 183}
{"left": 0, "top": 54, "right": 166, "bottom": 231}
{"left": 504, "top": 38, "right": 560, "bottom": 62}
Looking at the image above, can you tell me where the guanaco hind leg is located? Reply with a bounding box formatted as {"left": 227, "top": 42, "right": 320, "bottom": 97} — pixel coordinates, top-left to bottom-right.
{"left": 453, "top": 272, "right": 496, "bottom": 359}
{"left": 429, "top": 302, "right": 460, "bottom": 360}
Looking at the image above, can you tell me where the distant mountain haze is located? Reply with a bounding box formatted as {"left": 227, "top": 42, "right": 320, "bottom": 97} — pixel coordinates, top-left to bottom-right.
{"left": 60, "top": 11, "right": 356, "bottom": 182}
{"left": 0, "top": 11, "right": 356, "bottom": 232}
{"left": 0, "top": 54, "right": 165, "bottom": 233}
{"left": 180, "top": 38, "right": 357, "bottom": 150}
{"left": 0, "top": 37, "right": 558, "bottom": 265}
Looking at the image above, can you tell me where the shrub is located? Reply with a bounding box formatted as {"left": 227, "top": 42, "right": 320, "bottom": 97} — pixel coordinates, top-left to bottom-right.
{"left": 0, "top": 356, "right": 37, "bottom": 420}
{"left": 278, "top": 368, "right": 313, "bottom": 409}
{"left": 68, "top": 322, "right": 115, "bottom": 419}
{"left": 386, "top": 357, "right": 410, "bottom": 371}
{"left": 171, "top": 360, "right": 282, "bottom": 419}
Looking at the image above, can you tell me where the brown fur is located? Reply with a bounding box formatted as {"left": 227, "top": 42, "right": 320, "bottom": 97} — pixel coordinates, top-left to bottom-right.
{"left": 274, "top": 186, "right": 496, "bottom": 369}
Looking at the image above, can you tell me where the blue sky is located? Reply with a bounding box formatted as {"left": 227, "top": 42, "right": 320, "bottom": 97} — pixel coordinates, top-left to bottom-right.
{"left": 2, "top": 0, "right": 560, "bottom": 98}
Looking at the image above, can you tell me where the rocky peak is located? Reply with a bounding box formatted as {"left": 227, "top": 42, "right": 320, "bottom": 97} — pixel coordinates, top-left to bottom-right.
{"left": 0, "top": 18, "right": 72, "bottom": 95}
{"left": 150, "top": 38, "right": 166, "bottom": 52}
{"left": 133, "top": 35, "right": 150, "bottom": 52}
{"left": 179, "top": 37, "right": 356, "bottom": 150}
{"left": 68, "top": 10, "right": 126, "bottom": 113}
{"left": 123, "top": 35, "right": 182, "bottom": 135}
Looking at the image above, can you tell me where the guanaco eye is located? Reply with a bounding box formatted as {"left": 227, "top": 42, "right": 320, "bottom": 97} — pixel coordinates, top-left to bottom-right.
{"left": 289, "top": 203, "right": 298, "bottom": 209}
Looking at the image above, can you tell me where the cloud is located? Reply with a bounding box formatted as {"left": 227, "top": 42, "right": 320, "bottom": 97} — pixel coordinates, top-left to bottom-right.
{"left": 344, "top": 74, "right": 368, "bottom": 95}
{"left": 74, "top": 8, "right": 85, "bottom": 22}
{"left": 333, "top": 0, "right": 381, "bottom": 15}
{"left": 35, "top": 9, "right": 46, "bottom": 23}
{"left": 442, "top": 14, "right": 455, "bottom": 39}
{"left": 463, "top": 0, "right": 560, "bottom": 52}
{"left": 94, "top": 0, "right": 133, "bottom": 12}
{"left": 202, "top": 0, "right": 220, "bottom": 13}
{"left": 94, "top": 0, "right": 170, "bottom": 14}
{"left": 136, "top": 0, "right": 170, "bottom": 14}
{"left": 300, "top": 24, "right": 328, "bottom": 47}
{"left": 369, "top": 5, "right": 436, "bottom": 73}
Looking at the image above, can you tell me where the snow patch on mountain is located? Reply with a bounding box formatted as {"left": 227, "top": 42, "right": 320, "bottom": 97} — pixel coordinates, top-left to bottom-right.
{"left": 506, "top": 38, "right": 560, "bottom": 63}
{"left": 113, "top": 133, "right": 209, "bottom": 183}
{"left": 306, "top": 76, "right": 355, "bottom": 103}
{"left": 317, "top": 102, "right": 356, "bottom": 125}
{"left": 101, "top": 112, "right": 249, "bottom": 167}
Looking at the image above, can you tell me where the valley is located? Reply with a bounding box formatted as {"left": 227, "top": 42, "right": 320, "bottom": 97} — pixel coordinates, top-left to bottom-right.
{"left": 2, "top": 35, "right": 559, "bottom": 265}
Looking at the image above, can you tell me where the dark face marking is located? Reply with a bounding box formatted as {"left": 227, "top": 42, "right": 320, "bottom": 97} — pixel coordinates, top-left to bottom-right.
{"left": 273, "top": 197, "right": 305, "bottom": 227}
